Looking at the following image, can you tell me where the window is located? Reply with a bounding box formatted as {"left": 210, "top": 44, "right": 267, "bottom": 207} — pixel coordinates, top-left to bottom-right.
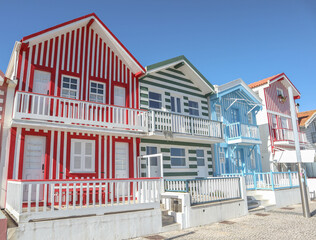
{"left": 171, "top": 148, "right": 186, "bottom": 167}
{"left": 196, "top": 150, "right": 205, "bottom": 166}
{"left": 219, "top": 148, "right": 225, "bottom": 163}
{"left": 90, "top": 81, "right": 105, "bottom": 103}
{"left": 272, "top": 115, "right": 277, "bottom": 129}
{"left": 281, "top": 117, "right": 288, "bottom": 129}
{"left": 146, "top": 146, "right": 158, "bottom": 166}
{"left": 149, "top": 92, "right": 162, "bottom": 109}
{"left": 71, "top": 139, "right": 95, "bottom": 172}
{"left": 114, "top": 86, "right": 126, "bottom": 106}
{"left": 248, "top": 112, "right": 253, "bottom": 125}
{"left": 188, "top": 100, "right": 199, "bottom": 116}
{"left": 250, "top": 151, "right": 256, "bottom": 168}
{"left": 312, "top": 132, "right": 316, "bottom": 144}
{"left": 61, "top": 76, "right": 79, "bottom": 99}
{"left": 215, "top": 105, "right": 221, "bottom": 121}
{"left": 171, "top": 97, "right": 181, "bottom": 113}
{"left": 277, "top": 88, "right": 284, "bottom": 97}
{"left": 231, "top": 108, "right": 239, "bottom": 123}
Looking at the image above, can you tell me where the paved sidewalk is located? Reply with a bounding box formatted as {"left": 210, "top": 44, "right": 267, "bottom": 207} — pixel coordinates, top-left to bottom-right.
{"left": 134, "top": 201, "right": 316, "bottom": 240}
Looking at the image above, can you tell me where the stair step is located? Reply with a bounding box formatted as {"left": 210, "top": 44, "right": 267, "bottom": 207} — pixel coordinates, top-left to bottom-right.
{"left": 161, "top": 210, "right": 169, "bottom": 216}
{"left": 161, "top": 222, "right": 181, "bottom": 232}
{"left": 162, "top": 214, "right": 175, "bottom": 226}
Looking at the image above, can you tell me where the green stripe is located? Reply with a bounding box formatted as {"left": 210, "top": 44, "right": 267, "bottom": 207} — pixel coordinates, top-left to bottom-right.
{"left": 144, "top": 74, "right": 201, "bottom": 92}
{"left": 188, "top": 150, "right": 196, "bottom": 154}
{"left": 164, "top": 172, "right": 198, "bottom": 177}
{"left": 140, "top": 86, "right": 148, "bottom": 91}
{"left": 141, "top": 173, "right": 146, "bottom": 177}
{"left": 202, "top": 112, "right": 209, "bottom": 116}
{"left": 208, "top": 158, "right": 212, "bottom": 161}
{"left": 161, "top": 148, "right": 170, "bottom": 153}
{"left": 163, "top": 164, "right": 171, "bottom": 169}
{"left": 202, "top": 106, "right": 208, "bottom": 110}
{"left": 189, "top": 157, "right": 197, "bottom": 161}
{"left": 165, "top": 98, "right": 170, "bottom": 103}
{"left": 208, "top": 165, "right": 213, "bottom": 168}
{"left": 165, "top": 92, "right": 170, "bottom": 96}
{"left": 163, "top": 156, "right": 171, "bottom": 160}
{"left": 157, "top": 71, "right": 193, "bottom": 84}
{"left": 166, "top": 68, "right": 185, "bottom": 76}
{"left": 166, "top": 105, "right": 171, "bottom": 110}
{"left": 184, "top": 109, "right": 189, "bottom": 113}
{"left": 140, "top": 93, "right": 148, "bottom": 98}
{"left": 189, "top": 165, "right": 197, "bottom": 168}
{"left": 141, "top": 164, "right": 146, "bottom": 169}
{"left": 208, "top": 172, "right": 213, "bottom": 176}
{"left": 184, "top": 102, "right": 189, "bottom": 106}
{"left": 183, "top": 96, "right": 189, "bottom": 100}
{"left": 141, "top": 147, "right": 146, "bottom": 151}
{"left": 140, "top": 80, "right": 206, "bottom": 98}
{"left": 141, "top": 139, "right": 212, "bottom": 148}
{"left": 201, "top": 100, "right": 208, "bottom": 105}
{"left": 207, "top": 151, "right": 212, "bottom": 154}
{"left": 140, "top": 100, "right": 148, "bottom": 106}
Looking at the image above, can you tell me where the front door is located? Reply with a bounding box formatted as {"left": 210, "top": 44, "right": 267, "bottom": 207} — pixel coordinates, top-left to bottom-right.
{"left": 113, "top": 86, "right": 126, "bottom": 125}
{"left": 197, "top": 150, "right": 207, "bottom": 178}
{"left": 115, "top": 142, "right": 129, "bottom": 178}
{"left": 146, "top": 146, "right": 160, "bottom": 177}
{"left": 22, "top": 136, "right": 46, "bottom": 201}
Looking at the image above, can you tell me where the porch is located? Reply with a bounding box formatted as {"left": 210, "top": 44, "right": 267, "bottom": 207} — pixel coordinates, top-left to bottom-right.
{"left": 148, "top": 110, "right": 223, "bottom": 141}
{"left": 226, "top": 122, "right": 261, "bottom": 144}
{"left": 5, "top": 178, "right": 161, "bottom": 223}
{"left": 12, "top": 91, "right": 148, "bottom": 133}
{"left": 273, "top": 128, "right": 307, "bottom": 145}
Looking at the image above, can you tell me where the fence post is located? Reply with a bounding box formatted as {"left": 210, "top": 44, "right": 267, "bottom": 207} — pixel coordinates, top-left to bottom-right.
{"left": 270, "top": 172, "right": 275, "bottom": 190}
{"left": 191, "top": 117, "right": 194, "bottom": 135}
{"left": 288, "top": 170, "right": 292, "bottom": 188}
{"left": 253, "top": 171, "right": 257, "bottom": 189}
{"left": 185, "top": 180, "right": 189, "bottom": 193}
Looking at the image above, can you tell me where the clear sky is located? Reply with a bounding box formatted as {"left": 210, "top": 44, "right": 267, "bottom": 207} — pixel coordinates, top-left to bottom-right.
{"left": 0, "top": 0, "right": 315, "bottom": 111}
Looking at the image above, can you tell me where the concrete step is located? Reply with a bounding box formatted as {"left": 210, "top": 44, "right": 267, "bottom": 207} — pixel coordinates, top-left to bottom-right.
{"left": 161, "top": 222, "right": 181, "bottom": 232}
{"left": 249, "top": 204, "right": 277, "bottom": 212}
{"left": 162, "top": 214, "right": 175, "bottom": 226}
{"left": 161, "top": 209, "right": 169, "bottom": 216}
{"left": 1, "top": 210, "right": 17, "bottom": 229}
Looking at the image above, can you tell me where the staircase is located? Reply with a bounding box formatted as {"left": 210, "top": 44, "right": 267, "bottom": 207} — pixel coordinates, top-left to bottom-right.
{"left": 161, "top": 205, "right": 181, "bottom": 232}
{"left": 247, "top": 194, "right": 276, "bottom": 212}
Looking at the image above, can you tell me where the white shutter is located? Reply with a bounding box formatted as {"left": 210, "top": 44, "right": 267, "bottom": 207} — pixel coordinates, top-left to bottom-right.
{"left": 114, "top": 86, "right": 126, "bottom": 106}
{"left": 71, "top": 139, "right": 95, "bottom": 172}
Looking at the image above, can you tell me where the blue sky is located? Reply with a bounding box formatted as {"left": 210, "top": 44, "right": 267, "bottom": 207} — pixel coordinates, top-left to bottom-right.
{"left": 1, "top": 0, "right": 315, "bottom": 111}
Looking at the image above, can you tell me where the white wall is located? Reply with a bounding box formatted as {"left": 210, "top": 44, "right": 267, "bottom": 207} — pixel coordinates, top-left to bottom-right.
{"left": 307, "top": 178, "right": 316, "bottom": 199}
{"left": 8, "top": 209, "right": 162, "bottom": 240}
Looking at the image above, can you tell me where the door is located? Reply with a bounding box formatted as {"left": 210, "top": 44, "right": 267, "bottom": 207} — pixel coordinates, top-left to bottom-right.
{"left": 197, "top": 150, "right": 207, "bottom": 178}
{"left": 146, "top": 147, "right": 160, "bottom": 177}
{"left": 33, "top": 70, "right": 51, "bottom": 115}
{"left": 22, "top": 136, "right": 46, "bottom": 201}
{"left": 115, "top": 142, "right": 129, "bottom": 178}
{"left": 230, "top": 108, "right": 239, "bottom": 123}
{"left": 113, "top": 86, "right": 126, "bottom": 125}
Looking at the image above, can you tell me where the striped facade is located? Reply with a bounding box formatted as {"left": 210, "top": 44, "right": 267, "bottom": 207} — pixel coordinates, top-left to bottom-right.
{"left": 0, "top": 82, "right": 6, "bottom": 158}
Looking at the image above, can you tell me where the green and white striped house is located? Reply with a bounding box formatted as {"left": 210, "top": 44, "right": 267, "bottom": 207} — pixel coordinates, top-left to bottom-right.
{"left": 139, "top": 56, "right": 224, "bottom": 179}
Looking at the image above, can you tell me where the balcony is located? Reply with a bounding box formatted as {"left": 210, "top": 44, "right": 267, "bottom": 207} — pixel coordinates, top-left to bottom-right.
{"left": 6, "top": 178, "right": 161, "bottom": 223}
{"left": 148, "top": 110, "right": 223, "bottom": 142}
{"left": 226, "top": 122, "right": 261, "bottom": 145}
{"left": 273, "top": 128, "right": 307, "bottom": 146}
{"left": 12, "top": 91, "right": 148, "bottom": 134}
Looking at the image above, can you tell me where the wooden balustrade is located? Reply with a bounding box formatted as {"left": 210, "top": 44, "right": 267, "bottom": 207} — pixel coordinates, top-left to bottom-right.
{"left": 226, "top": 122, "right": 260, "bottom": 140}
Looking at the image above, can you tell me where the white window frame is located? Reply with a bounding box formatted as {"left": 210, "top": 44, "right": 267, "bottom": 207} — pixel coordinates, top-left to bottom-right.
{"left": 149, "top": 91, "right": 162, "bottom": 109}
{"left": 188, "top": 100, "right": 199, "bottom": 116}
{"left": 196, "top": 149, "right": 205, "bottom": 167}
{"left": 70, "top": 139, "right": 95, "bottom": 173}
{"left": 170, "top": 148, "right": 187, "bottom": 168}
{"left": 89, "top": 80, "right": 106, "bottom": 104}
{"left": 114, "top": 86, "right": 126, "bottom": 107}
{"left": 170, "top": 96, "right": 182, "bottom": 113}
{"left": 277, "top": 88, "right": 284, "bottom": 97}
{"left": 215, "top": 104, "right": 221, "bottom": 122}
{"left": 61, "top": 75, "right": 80, "bottom": 99}
{"left": 281, "top": 117, "right": 289, "bottom": 129}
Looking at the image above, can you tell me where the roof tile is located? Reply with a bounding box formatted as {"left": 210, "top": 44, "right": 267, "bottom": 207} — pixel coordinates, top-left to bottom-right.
{"left": 298, "top": 110, "right": 316, "bottom": 127}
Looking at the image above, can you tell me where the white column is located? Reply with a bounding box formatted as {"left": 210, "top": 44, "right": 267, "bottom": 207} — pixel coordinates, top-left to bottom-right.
{"left": 13, "top": 127, "right": 22, "bottom": 179}
{"left": 133, "top": 138, "right": 137, "bottom": 178}
{"left": 63, "top": 132, "right": 67, "bottom": 179}
{"left": 49, "top": 131, "right": 55, "bottom": 179}
{"left": 104, "top": 136, "right": 107, "bottom": 178}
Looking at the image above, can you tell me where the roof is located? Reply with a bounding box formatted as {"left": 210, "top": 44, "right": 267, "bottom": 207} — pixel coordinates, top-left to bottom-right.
{"left": 248, "top": 73, "right": 301, "bottom": 99}
{"left": 19, "top": 13, "right": 145, "bottom": 73}
{"left": 145, "top": 55, "right": 215, "bottom": 94}
{"left": 248, "top": 73, "right": 283, "bottom": 88}
{"left": 298, "top": 110, "right": 316, "bottom": 128}
{"left": 0, "top": 69, "right": 4, "bottom": 79}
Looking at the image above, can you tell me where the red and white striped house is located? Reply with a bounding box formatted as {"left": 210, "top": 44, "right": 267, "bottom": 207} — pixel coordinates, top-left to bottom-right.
{"left": 249, "top": 73, "right": 308, "bottom": 171}
{"left": 0, "top": 14, "right": 163, "bottom": 226}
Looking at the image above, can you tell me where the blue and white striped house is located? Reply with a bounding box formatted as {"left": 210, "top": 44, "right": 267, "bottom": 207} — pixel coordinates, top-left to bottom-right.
{"left": 210, "top": 79, "right": 263, "bottom": 175}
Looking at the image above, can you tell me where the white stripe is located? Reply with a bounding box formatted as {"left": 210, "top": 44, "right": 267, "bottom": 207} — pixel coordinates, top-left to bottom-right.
{"left": 54, "top": 37, "right": 61, "bottom": 96}
{"left": 34, "top": 44, "right": 38, "bottom": 65}
{"left": 72, "top": 29, "right": 76, "bottom": 73}
{"left": 45, "top": 40, "right": 50, "bottom": 67}
{"left": 133, "top": 138, "right": 136, "bottom": 177}
{"left": 49, "top": 131, "right": 54, "bottom": 179}
{"left": 109, "top": 137, "right": 112, "bottom": 179}
{"left": 86, "top": 28, "right": 91, "bottom": 100}
{"left": 108, "top": 51, "right": 112, "bottom": 104}
{"left": 77, "top": 28, "right": 81, "bottom": 74}
{"left": 63, "top": 132, "right": 67, "bottom": 179}
{"left": 104, "top": 45, "right": 108, "bottom": 79}
{"left": 104, "top": 136, "right": 107, "bottom": 178}
{"left": 51, "top": 38, "right": 55, "bottom": 68}
{"left": 81, "top": 26, "right": 86, "bottom": 100}
{"left": 91, "top": 31, "right": 95, "bottom": 77}
{"left": 56, "top": 131, "right": 61, "bottom": 179}
{"left": 100, "top": 41, "right": 104, "bottom": 79}
{"left": 61, "top": 34, "right": 66, "bottom": 70}
{"left": 67, "top": 32, "right": 71, "bottom": 71}
{"left": 40, "top": 42, "right": 44, "bottom": 65}
{"left": 129, "top": 69, "right": 132, "bottom": 107}
{"left": 113, "top": 54, "right": 116, "bottom": 81}
{"left": 96, "top": 36, "right": 99, "bottom": 78}
{"left": 19, "top": 51, "right": 25, "bottom": 91}
{"left": 13, "top": 127, "right": 22, "bottom": 179}
{"left": 117, "top": 59, "right": 120, "bottom": 83}
{"left": 133, "top": 75, "right": 136, "bottom": 108}
{"left": 125, "top": 65, "right": 128, "bottom": 84}
{"left": 98, "top": 135, "right": 101, "bottom": 178}
{"left": 25, "top": 47, "right": 33, "bottom": 92}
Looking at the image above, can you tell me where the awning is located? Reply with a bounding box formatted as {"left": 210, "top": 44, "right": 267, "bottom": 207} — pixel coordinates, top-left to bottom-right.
{"left": 274, "top": 150, "right": 316, "bottom": 163}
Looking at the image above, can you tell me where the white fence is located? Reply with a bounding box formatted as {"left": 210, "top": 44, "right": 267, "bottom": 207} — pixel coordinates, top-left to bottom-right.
{"left": 165, "top": 177, "right": 241, "bottom": 205}
{"left": 13, "top": 91, "right": 148, "bottom": 132}
{"left": 150, "top": 110, "right": 222, "bottom": 139}
{"left": 274, "top": 128, "right": 307, "bottom": 143}
{"left": 6, "top": 178, "right": 161, "bottom": 223}
{"left": 226, "top": 122, "right": 260, "bottom": 140}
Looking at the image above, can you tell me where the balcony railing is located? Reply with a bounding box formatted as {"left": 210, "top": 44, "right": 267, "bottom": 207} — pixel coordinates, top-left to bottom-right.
{"left": 149, "top": 110, "right": 223, "bottom": 139}
{"left": 13, "top": 91, "right": 148, "bottom": 132}
{"left": 6, "top": 178, "right": 161, "bottom": 223}
{"left": 226, "top": 122, "right": 260, "bottom": 140}
{"left": 273, "top": 128, "right": 307, "bottom": 143}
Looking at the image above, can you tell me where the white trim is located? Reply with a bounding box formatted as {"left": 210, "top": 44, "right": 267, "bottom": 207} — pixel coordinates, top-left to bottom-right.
{"left": 13, "top": 127, "right": 22, "bottom": 179}
{"left": 133, "top": 138, "right": 137, "bottom": 178}
{"left": 98, "top": 135, "right": 101, "bottom": 178}
{"left": 104, "top": 136, "right": 107, "bottom": 178}
{"left": 18, "top": 52, "right": 26, "bottom": 91}
{"left": 25, "top": 47, "right": 33, "bottom": 92}
{"left": 276, "top": 87, "right": 284, "bottom": 97}
{"left": 56, "top": 131, "right": 61, "bottom": 179}
{"left": 49, "top": 131, "right": 55, "bottom": 179}
{"left": 54, "top": 36, "right": 61, "bottom": 96}
{"left": 267, "top": 110, "right": 291, "bottom": 119}
{"left": 63, "top": 132, "right": 67, "bottom": 179}
{"left": 170, "top": 147, "right": 187, "bottom": 168}
{"left": 61, "top": 75, "right": 80, "bottom": 99}
{"left": 70, "top": 139, "right": 96, "bottom": 173}
{"left": 109, "top": 137, "right": 112, "bottom": 178}
{"left": 89, "top": 80, "right": 106, "bottom": 103}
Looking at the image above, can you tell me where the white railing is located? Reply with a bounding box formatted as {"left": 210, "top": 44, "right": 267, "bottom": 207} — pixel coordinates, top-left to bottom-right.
{"left": 222, "top": 171, "right": 300, "bottom": 190}
{"left": 6, "top": 178, "right": 160, "bottom": 223}
{"left": 273, "top": 128, "right": 307, "bottom": 143}
{"left": 226, "top": 122, "right": 260, "bottom": 140}
{"left": 13, "top": 91, "right": 148, "bottom": 132}
{"left": 165, "top": 177, "right": 241, "bottom": 205}
{"left": 150, "top": 110, "right": 222, "bottom": 139}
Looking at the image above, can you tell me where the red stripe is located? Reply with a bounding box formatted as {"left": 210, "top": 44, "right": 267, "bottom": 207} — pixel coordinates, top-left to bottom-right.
{"left": 37, "top": 43, "right": 42, "bottom": 65}
{"left": 43, "top": 40, "right": 48, "bottom": 66}
{"left": 21, "top": 47, "right": 29, "bottom": 91}
{"left": 75, "top": 28, "right": 80, "bottom": 73}
{"left": 64, "top": 32, "right": 70, "bottom": 71}
{"left": 52, "top": 36, "right": 59, "bottom": 96}
{"left": 94, "top": 34, "right": 98, "bottom": 77}
{"left": 53, "top": 132, "right": 58, "bottom": 179}
{"left": 69, "top": 30, "right": 75, "bottom": 72}
{"left": 98, "top": 38, "right": 102, "bottom": 78}
{"left": 16, "top": 51, "right": 22, "bottom": 81}
{"left": 7, "top": 128, "right": 17, "bottom": 179}
{"left": 57, "top": 35, "right": 64, "bottom": 96}
{"left": 48, "top": 38, "right": 54, "bottom": 68}
{"left": 103, "top": 43, "right": 106, "bottom": 79}
{"left": 79, "top": 26, "right": 85, "bottom": 99}
{"left": 8, "top": 177, "right": 161, "bottom": 182}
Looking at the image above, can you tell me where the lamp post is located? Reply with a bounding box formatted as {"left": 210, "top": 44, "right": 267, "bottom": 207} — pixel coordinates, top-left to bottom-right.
{"left": 288, "top": 86, "right": 310, "bottom": 218}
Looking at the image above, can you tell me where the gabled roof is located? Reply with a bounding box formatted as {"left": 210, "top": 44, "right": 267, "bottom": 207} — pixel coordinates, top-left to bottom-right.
{"left": 145, "top": 55, "right": 215, "bottom": 95}
{"left": 19, "top": 13, "right": 145, "bottom": 74}
{"left": 214, "top": 78, "right": 262, "bottom": 105}
{"left": 298, "top": 110, "right": 316, "bottom": 128}
{"left": 248, "top": 73, "right": 301, "bottom": 99}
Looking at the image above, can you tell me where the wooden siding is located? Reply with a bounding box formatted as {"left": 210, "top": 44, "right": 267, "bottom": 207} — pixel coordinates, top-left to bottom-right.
{"left": 17, "top": 24, "right": 139, "bottom": 108}
{"left": 0, "top": 83, "right": 7, "bottom": 159}
{"left": 265, "top": 80, "right": 291, "bottom": 115}
{"left": 140, "top": 139, "right": 213, "bottom": 178}
{"left": 140, "top": 68, "right": 209, "bottom": 117}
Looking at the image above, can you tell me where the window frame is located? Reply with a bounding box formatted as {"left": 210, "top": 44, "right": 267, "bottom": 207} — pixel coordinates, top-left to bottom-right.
{"left": 196, "top": 149, "right": 205, "bottom": 167}
{"left": 70, "top": 139, "right": 95, "bottom": 173}
{"left": 170, "top": 96, "right": 182, "bottom": 113}
{"left": 61, "top": 75, "right": 80, "bottom": 99}
{"left": 276, "top": 88, "right": 284, "bottom": 97}
{"left": 113, "top": 85, "right": 126, "bottom": 107}
{"left": 149, "top": 91, "right": 163, "bottom": 109}
{"left": 89, "top": 80, "right": 106, "bottom": 104}
{"left": 170, "top": 148, "right": 187, "bottom": 168}
{"left": 146, "top": 146, "right": 158, "bottom": 166}
{"left": 188, "top": 100, "right": 199, "bottom": 116}
{"left": 248, "top": 112, "right": 253, "bottom": 125}
{"left": 215, "top": 104, "right": 221, "bottom": 122}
